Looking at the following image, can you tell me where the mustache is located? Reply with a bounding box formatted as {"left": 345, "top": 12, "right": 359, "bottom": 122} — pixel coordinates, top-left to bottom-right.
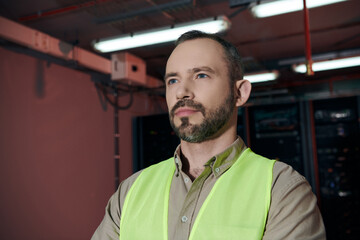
{"left": 170, "top": 99, "right": 205, "bottom": 117}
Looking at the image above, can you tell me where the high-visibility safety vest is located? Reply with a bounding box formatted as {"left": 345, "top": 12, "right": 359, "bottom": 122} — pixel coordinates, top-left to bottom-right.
{"left": 120, "top": 148, "right": 275, "bottom": 240}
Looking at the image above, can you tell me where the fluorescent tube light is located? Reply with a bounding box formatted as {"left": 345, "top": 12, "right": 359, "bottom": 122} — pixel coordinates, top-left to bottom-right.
{"left": 245, "top": 71, "right": 279, "bottom": 83}
{"left": 251, "top": 0, "right": 347, "bottom": 18}
{"left": 93, "top": 16, "right": 231, "bottom": 52}
{"left": 293, "top": 56, "right": 360, "bottom": 73}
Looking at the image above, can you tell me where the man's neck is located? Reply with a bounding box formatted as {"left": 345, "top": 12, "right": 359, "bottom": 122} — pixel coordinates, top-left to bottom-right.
{"left": 179, "top": 126, "right": 237, "bottom": 180}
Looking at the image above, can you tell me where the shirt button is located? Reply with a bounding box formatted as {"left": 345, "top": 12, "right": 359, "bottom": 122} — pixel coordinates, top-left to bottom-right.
{"left": 181, "top": 216, "right": 188, "bottom": 223}
{"left": 175, "top": 157, "right": 179, "bottom": 164}
{"left": 184, "top": 177, "right": 189, "bottom": 183}
{"left": 215, "top": 167, "right": 220, "bottom": 173}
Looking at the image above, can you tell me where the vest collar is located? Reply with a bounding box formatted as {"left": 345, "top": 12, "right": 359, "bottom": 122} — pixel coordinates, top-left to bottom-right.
{"left": 173, "top": 137, "right": 247, "bottom": 178}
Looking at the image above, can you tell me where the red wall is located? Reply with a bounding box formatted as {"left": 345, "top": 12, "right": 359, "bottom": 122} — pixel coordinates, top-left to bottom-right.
{"left": 0, "top": 47, "right": 166, "bottom": 239}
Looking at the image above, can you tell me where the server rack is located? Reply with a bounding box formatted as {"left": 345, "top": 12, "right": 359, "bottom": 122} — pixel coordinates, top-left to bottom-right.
{"left": 237, "top": 107, "right": 247, "bottom": 144}
{"left": 312, "top": 96, "right": 360, "bottom": 240}
{"left": 247, "top": 102, "right": 307, "bottom": 177}
{"left": 132, "top": 113, "right": 179, "bottom": 172}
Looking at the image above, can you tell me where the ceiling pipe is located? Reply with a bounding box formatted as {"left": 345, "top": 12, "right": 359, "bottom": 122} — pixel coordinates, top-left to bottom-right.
{"left": 96, "top": 0, "right": 192, "bottom": 24}
{"left": 1, "top": 16, "right": 164, "bottom": 88}
{"left": 0, "top": 16, "right": 111, "bottom": 74}
{"left": 145, "top": 0, "right": 175, "bottom": 21}
{"left": 303, "top": 0, "right": 314, "bottom": 76}
{"left": 18, "top": 0, "right": 113, "bottom": 22}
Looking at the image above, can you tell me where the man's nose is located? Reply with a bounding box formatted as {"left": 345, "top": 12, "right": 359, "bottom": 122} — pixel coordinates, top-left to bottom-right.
{"left": 176, "top": 81, "right": 194, "bottom": 100}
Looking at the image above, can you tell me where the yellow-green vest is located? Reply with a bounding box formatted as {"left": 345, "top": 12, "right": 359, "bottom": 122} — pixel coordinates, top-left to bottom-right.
{"left": 120, "top": 148, "right": 275, "bottom": 240}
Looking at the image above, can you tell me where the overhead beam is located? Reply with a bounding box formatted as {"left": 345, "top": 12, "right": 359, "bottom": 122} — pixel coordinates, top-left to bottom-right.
{"left": 96, "top": 0, "right": 192, "bottom": 24}
{"left": 0, "top": 16, "right": 111, "bottom": 74}
{"left": 18, "top": 0, "right": 113, "bottom": 22}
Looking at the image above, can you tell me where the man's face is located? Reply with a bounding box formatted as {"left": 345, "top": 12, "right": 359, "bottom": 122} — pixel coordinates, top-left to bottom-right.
{"left": 165, "top": 38, "right": 236, "bottom": 143}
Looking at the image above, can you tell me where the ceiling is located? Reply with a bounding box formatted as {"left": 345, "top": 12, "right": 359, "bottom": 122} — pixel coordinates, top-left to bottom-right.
{"left": 1, "top": 0, "right": 360, "bottom": 93}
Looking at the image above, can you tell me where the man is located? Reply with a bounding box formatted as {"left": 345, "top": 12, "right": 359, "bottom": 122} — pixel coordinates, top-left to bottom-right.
{"left": 92, "top": 30, "right": 326, "bottom": 239}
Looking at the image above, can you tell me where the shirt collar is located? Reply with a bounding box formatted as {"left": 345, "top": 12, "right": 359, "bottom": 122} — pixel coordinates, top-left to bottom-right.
{"left": 173, "top": 137, "right": 247, "bottom": 177}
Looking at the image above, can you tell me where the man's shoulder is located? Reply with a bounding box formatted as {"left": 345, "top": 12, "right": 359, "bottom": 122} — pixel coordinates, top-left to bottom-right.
{"left": 272, "top": 161, "right": 306, "bottom": 185}
{"left": 245, "top": 150, "right": 307, "bottom": 189}
{"left": 271, "top": 161, "right": 312, "bottom": 200}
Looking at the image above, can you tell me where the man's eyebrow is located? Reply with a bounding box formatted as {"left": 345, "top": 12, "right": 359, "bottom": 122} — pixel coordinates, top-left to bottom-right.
{"left": 164, "top": 72, "right": 178, "bottom": 81}
{"left": 190, "top": 66, "right": 216, "bottom": 74}
{"left": 164, "top": 67, "right": 215, "bottom": 81}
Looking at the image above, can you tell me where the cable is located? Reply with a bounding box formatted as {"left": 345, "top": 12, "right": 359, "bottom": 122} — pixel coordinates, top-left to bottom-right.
{"left": 228, "top": 4, "right": 250, "bottom": 19}
{"left": 94, "top": 81, "right": 134, "bottom": 110}
{"left": 93, "top": 79, "right": 165, "bottom": 190}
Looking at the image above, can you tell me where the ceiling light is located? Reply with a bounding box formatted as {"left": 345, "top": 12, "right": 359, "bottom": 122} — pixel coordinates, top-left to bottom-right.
{"left": 93, "top": 16, "right": 231, "bottom": 52}
{"left": 245, "top": 71, "right": 279, "bottom": 83}
{"left": 293, "top": 56, "right": 360, "bottom": 73}
{"left": 251, "top": 0, "right": 347, "bottom": 18}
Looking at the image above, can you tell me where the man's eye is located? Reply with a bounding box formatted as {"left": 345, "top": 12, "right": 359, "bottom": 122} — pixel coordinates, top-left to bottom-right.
{"left": 168, "top": 79, "right": 178, "bottom": 85}
{"left": 196, "top": 73, "right": 208, "bottom": 79}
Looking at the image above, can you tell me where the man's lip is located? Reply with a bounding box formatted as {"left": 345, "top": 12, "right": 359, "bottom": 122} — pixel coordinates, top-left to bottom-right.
{"left": 175, "top": 108, "right": 199, "bottom": 117}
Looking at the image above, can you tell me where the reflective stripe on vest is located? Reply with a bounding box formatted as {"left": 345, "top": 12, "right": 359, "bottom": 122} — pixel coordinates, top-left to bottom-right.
{"left": 120, "top": 148, "right": 275, "bottom": 240}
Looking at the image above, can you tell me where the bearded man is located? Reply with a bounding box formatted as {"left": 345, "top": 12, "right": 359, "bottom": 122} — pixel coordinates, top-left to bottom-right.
{"left": 92, "top": 30, "right": 326, "bottom": 240}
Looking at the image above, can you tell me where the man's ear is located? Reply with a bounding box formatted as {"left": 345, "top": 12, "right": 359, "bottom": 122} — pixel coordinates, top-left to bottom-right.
{"left": 235, "top": 79, "right": 252, "bottom": 107}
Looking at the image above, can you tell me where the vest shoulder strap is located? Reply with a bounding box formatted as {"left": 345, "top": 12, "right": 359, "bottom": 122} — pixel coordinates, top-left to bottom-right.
{"left": 120, "top": 158, "right": 175, "bottom": 240}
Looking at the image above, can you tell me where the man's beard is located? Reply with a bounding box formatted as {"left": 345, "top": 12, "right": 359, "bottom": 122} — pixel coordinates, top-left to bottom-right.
{"left": 169, "top": 92, "right": 235, "bottom": 143}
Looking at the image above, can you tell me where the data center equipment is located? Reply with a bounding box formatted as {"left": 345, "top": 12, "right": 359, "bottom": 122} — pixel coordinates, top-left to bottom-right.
{"left": 133, "top": 113, "right": 179, "bottom": 172}
{"left": 313, "top": 96, "right": 360, "bottom": 240}
{"left": 247, "top": 103, "right": 306, "bottom": 176}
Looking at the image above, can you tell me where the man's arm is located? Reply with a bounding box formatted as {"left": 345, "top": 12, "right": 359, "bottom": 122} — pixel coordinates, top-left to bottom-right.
{"left": 91, "top": 171, "right": 142, "bottom": 240}
{"left": 263, "top": 162, "right": 326, "bottom": 240}
{"left": 91, "top": 185, "right": 121, "bottom": 240}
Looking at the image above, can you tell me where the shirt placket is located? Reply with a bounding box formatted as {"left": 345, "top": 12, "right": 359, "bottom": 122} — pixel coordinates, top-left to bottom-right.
{"left": 173, "top": 165, "right": 213, "bottom": 240}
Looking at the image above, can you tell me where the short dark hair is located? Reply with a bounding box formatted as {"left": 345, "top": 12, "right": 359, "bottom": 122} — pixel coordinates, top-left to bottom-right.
{"left": 175, "top": 30, "right": 244, "bottom": 83}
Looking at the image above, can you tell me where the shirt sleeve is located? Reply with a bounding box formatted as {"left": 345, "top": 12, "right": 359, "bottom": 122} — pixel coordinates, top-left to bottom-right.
{"left": 263, "top": 161, "right": 326, "bottom": 240}
{"left": 91, "top": 171, "right": 142, "bottom": 240}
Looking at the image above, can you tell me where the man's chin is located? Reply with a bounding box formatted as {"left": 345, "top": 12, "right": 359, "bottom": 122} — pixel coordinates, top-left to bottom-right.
{"left": 176, "top": 127, "right": 208, "bottom": 143}
{"left": 176, "top": 127, "right": 194, "bottom": 136}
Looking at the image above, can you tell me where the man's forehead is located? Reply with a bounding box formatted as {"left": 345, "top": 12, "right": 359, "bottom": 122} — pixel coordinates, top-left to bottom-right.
{"left": 170, "top": 38, "right": 223, "bottom": 57}
{"left": 166, "top": 38, "right": 225, "bottom": 71}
